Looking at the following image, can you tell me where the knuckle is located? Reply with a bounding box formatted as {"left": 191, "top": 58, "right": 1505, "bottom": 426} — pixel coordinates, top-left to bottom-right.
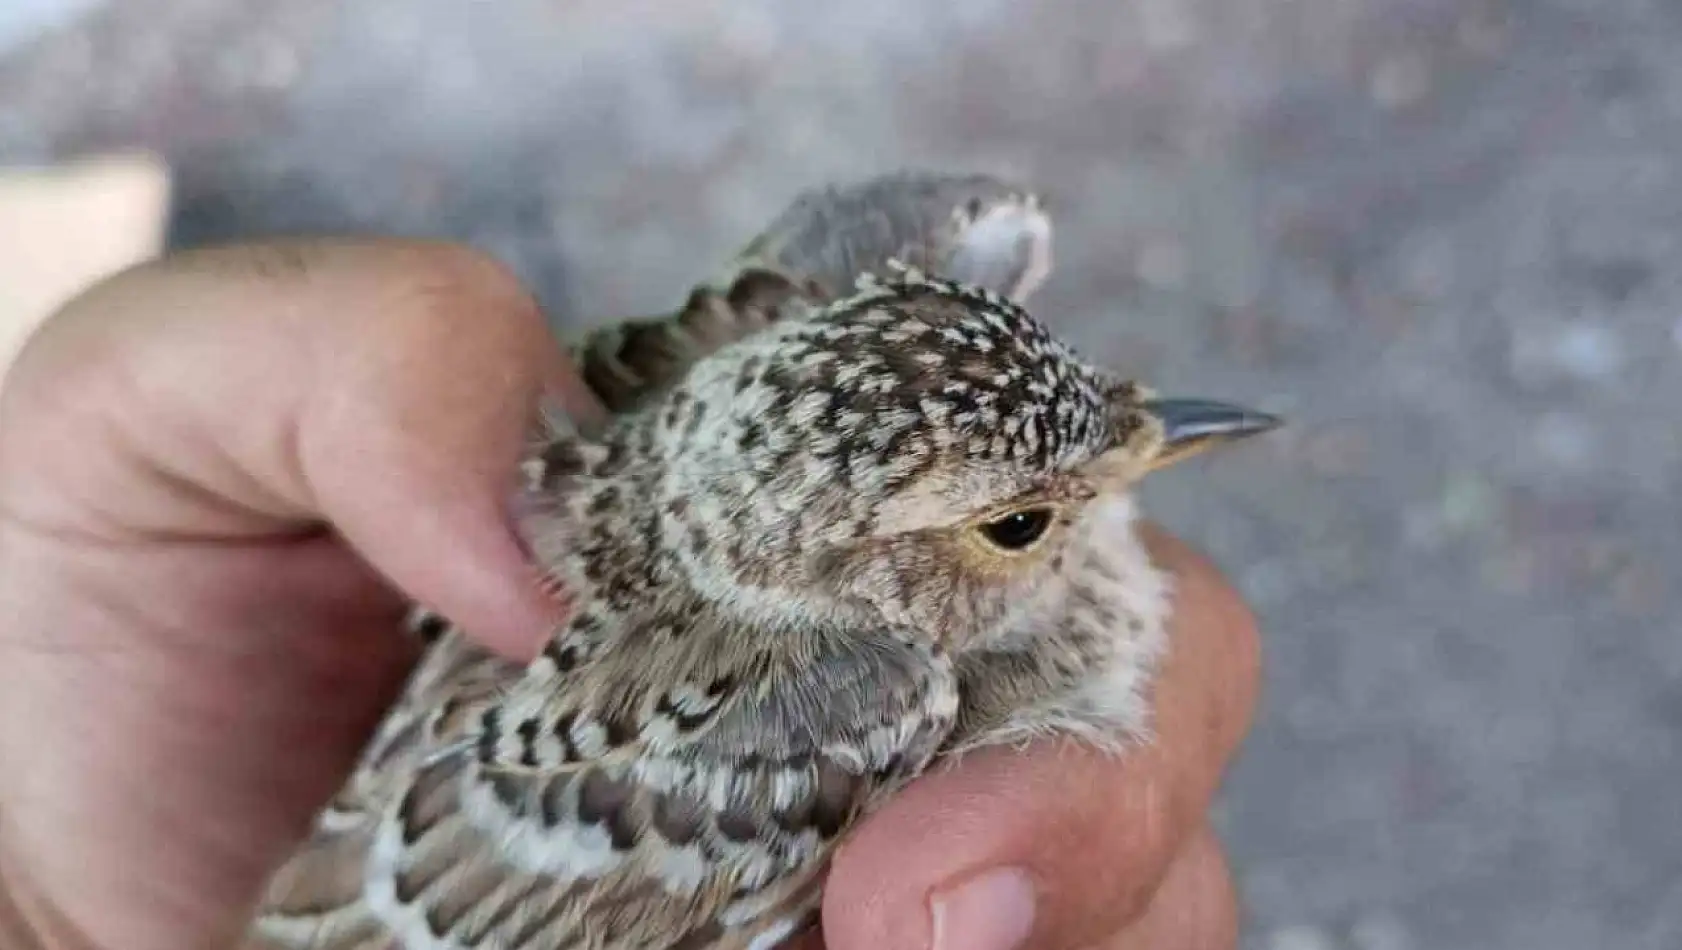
{"left": 387, "top": 242, "right": 538, "bottom": 321}
{"left": 368, "top": 242, "right": 553, "bottom": 357}
{"left": 1, "top": 272, "right": 137, "bottom": 423}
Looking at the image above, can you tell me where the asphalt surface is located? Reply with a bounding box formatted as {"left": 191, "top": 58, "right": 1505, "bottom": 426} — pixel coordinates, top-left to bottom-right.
{"left": 3, "top": 2, "right": 1679, "bottom": 947}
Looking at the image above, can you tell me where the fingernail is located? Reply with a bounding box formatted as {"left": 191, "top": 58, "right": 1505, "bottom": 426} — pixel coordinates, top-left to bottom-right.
{"left": 930, "top": 867, "right": 1037, "bottom": 950}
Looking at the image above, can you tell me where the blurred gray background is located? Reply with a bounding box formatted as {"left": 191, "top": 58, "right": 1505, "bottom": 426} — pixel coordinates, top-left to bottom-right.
{"left": 3, "top": 1, "right": 1678, "bottom": 947}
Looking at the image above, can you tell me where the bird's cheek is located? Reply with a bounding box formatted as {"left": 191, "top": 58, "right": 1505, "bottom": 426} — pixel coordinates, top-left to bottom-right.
{"left": 966, "top": 563, "right": 1064, "bottom": 650}
{"left": 921, "top": 570, "right": 1009, "bottom": 651}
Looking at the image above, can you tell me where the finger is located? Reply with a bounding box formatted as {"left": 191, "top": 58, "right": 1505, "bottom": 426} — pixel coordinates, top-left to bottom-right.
{"left": 1, "top": 239, "right": 603, "bottom": 657}
{"left": 782, "top": 828, "right": 1237, "bottom": 950}
{"left": 1094, "top": 826, "right": 1239, "bottom": 950}
{"left": 821, "top": 523, "right": 1262, "bottom": 950}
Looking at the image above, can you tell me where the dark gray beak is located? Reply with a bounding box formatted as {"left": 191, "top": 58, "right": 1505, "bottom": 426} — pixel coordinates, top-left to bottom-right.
{"left": 1142, "top": 397, "right": 1282, "bottom": 470}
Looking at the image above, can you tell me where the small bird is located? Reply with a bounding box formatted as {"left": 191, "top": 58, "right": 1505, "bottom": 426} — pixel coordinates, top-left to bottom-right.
{"left": 249, "top": 171, "right": 1279, "bottom": 950}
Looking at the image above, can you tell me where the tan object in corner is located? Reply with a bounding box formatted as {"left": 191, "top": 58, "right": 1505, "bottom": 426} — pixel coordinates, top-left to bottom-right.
{"left": 0, "top": 151, "right": 171, "bottom": 388}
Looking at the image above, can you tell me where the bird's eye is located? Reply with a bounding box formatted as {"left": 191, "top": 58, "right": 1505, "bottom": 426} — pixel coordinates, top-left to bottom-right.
{"left": 977, "top": 507, "right": 1055, "bottom": 552}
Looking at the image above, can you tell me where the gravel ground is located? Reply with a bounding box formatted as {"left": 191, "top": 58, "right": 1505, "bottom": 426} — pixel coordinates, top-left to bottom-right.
{"left": 3, "top": 2, "right": 1679, "bottom": 947}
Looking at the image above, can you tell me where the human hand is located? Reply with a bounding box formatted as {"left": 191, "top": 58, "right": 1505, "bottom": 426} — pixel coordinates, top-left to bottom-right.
{"left": 0, "top": 240, "right": 1259, "bottom": 950}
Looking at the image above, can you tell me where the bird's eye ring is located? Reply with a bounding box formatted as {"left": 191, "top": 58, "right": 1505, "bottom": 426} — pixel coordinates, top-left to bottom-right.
{"left": 976, "top": 507, "right": 1056, "bottom": 552}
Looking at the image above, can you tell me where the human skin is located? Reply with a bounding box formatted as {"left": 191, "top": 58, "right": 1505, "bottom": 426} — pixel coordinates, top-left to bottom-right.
{"left": 0, "top": 240, "right": 1261, "bottom": 950}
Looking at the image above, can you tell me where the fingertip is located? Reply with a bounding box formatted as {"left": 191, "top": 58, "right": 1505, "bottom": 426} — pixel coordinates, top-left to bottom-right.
{"left": 416, "top": 509, "right": 571, "bottom": 661}
{"left": 316, "top": 452, "right": 571, "bottom": 662}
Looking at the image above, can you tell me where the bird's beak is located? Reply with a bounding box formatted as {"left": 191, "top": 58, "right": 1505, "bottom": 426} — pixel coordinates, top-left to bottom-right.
{"left": 1142, "top": 397, "right": 1282, "bottom": 470}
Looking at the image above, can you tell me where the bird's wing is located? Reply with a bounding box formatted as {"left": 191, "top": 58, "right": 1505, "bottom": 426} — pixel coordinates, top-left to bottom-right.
{"left": 250, "top": 615, "right": 958, "bottom": 950}
{"left": 572, "top": 170, "right": 1053, "bottom": 414}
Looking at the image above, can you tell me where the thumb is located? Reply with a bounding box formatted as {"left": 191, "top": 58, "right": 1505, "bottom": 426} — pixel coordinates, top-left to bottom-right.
{"left": 3, "top": 238, "right": 601, "bottom": 658}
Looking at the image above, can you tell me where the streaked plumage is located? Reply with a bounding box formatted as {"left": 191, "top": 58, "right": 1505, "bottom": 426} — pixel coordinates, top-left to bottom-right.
{"left": 248, "top": 171, "right": 1277, "bottom": 950}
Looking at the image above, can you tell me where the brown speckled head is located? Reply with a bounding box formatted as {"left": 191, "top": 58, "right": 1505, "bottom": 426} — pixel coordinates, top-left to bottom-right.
{"left": 522, "top": 264, "right": 1208, "bottom": 656}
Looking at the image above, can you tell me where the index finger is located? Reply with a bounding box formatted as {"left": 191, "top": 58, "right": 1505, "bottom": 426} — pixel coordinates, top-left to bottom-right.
{"left": 819, "top": 524, "right": 1262, "bottom": 950}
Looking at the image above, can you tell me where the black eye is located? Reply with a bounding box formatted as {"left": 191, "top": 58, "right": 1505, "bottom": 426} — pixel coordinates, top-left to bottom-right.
{"left": 979, "top": 508, "right": 1055, "bottom": 551}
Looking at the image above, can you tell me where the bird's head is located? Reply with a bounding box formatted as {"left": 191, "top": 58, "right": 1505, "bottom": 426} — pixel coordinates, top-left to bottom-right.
{"left": 525, "top": 267, "right": 1277, "bottom": 653}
